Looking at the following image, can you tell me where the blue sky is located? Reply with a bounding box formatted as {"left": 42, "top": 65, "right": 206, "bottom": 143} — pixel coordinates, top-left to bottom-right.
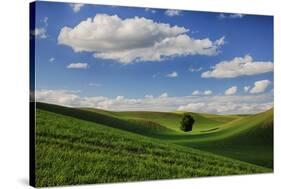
{"left": 33, "top": 1, "right": 273, "bottom": 114}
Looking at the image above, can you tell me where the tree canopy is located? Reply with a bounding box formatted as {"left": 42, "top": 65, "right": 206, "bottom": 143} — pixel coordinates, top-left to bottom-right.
{"left": 180, "top": 113, "right": 195, "bottom": 132}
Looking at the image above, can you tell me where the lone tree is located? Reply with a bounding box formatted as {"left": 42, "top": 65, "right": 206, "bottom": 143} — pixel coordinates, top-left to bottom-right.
{"left": 180, "top": 113, "right": 195, "bottom": 132}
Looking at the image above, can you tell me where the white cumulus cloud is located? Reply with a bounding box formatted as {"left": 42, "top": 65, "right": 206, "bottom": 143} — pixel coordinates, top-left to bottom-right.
{"left": 166, "top": 71, "right": 178, "bottom": 78}
{"left": 116, "top": 96, "right": 125, "bottom": 101}
{"left": 159, "top": 92, "right": 168, "bottom": 98}
{"left": 67, "top": 63, "right": 88, "bottom": 69}
{"left": 58, "top": 14, "right": 224, "bottom": 64}
{"left": 204, "top": 90, "right": 213, "bottom": 95}
{"left": 32, "top": 28, "right": 47, "bottom": 39}
{"left": 192, "top": 90, "right": 200, "bottom": 95}
{"left": 224, "top": 86, "right": 238, "bottom": 95}
{"left": 145, "top": 8, "right": 157, "bottom": 14}
{"left": 177, "top": 101, "right": 271, "bottom": 114}
{"left": 144, "top": 95, "right": 154, "bottom": 99}
{"left": 244, "top": 86, "right": 250, "bottom": 93}
{"left": 36, "top": 89, "right": 81, "bottom": 106}
{"left": 192, "top": 90, "right": 213, "bottom": 96}
{"left": 165, "top": 9, "right": 182, "bottom": 17}
{"left": 36, "top": 89, "right": 273, "bottom": 114}
{"left": 250, "top": 80, "right": 271, "bottom": 94}
{"left": 201, "top": 55, "right": 273, "bottom": 78}
{"left": 70, "top": 3, "right": 84, "bottom": 13}
{"left": 32, "top": 16, "right": 49, "bottom": 39}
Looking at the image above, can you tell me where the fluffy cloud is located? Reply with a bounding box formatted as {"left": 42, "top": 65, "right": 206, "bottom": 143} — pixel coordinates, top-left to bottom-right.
{"left": 165, "top": 9, "right": 181, "bottom": 17}
{"left": 178, "top": 103, "right": 216, "bottom": 113}
{"left": 33, "top": 17, "right": 49, "bottom": 39}
{"left": 159, "top": 92, "right": 168, "bottom": 98}
{"left": 177, "top": 93, "right": 273, "bottom": 114}
{"left": 36, "top": 90, "right": 81, "bottom": 106}
{"left": 177, "top": 101, "right": 271, "bottom": 114}
{"left": 116, "top": 96, "right": 125, "bottom": 101}
{"left": 192, "top": 90, "right": 200, "bottom": 95}
{"left": 224, "top": 86, "right": 237, "bottom": 95}
{"left": 214, "top": 36, "right": 225, "bottom": 46}
{"left": 67, "top": 63, "right": 89, "bottom": 69}
{"left": 204, "top": 90, "right": 213, "bottom": 95}
{"left": 201, "top": 55, "right": 273, "bottom": 78}
{"left": 32, "top": 28, "right": 47, "bottom": 39}
{"left": 36, "top": 89, "right": 273, "bottom": 114}
{"left": 166, "top": 71, "right": 178, "bottom": 78}
{"left": 250, "top": 80, "right": 271, "bottom": 94}
{"left": 145, "top": 8, "right": 157, "bottom": 14}
{"left": 70, "top": 3, "right": 84, "bottom": 13}
{"left": 244, "top": 86, "right": 250, "bottom": 93}
{"left": 192, "top": 90, "right": 213, "bottom": 96}
{"left": 144, "top": 95, "right": 154, "bottom": 99}
{"left": 58, "top": 14, "right": 224, "bottom": 63}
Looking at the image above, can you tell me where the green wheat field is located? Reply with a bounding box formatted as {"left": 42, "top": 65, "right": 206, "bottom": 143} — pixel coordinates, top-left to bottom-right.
{"left": 34, "top": 102, "right": 273, "bottom": 187}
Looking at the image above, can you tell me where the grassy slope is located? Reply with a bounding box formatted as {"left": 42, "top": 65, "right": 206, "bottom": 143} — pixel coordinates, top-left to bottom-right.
{"left": 35, "top": 108, "right": 270, "bottom": 187}
{"left": 83, "top": 106, "right": 274, "bottom": 168}
{"left": 183, "top": 109, "right": 273, "bottom": 168}
{"left": 37, "top": 103, "right": 273, "bottom": 169}
{"left": 37, "top": 103, "right": 176, "bottom": 137}
{"left": 83, "top": 108, "right": 232, "bottom": 132}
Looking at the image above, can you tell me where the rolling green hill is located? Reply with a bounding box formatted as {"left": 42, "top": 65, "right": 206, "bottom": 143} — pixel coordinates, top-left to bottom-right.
{"left": 181, "top": 109, "right": 273, "bottom": 168}
{"left": 36, "top": 102, "right": 176, "bottom": 136}
{"left": 35, "top": 102, "right": 273, "bottom": 186}
{"left": 84, "top": 106, "right": 273, "bottom": 167}
{"left": 118, "top": 111, "right": 224, "bottom": 132}
{"left": 81, "top": 106, "right": 273, "bottom": 168}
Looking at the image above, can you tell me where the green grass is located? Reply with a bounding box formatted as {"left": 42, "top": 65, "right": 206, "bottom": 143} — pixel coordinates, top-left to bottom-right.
{"left": 182, "top": 109, "right": 273, "bottom": 168}
{"left": 82, "top": 105, "right": 273, "bottom": 168}
{"left": 82, "top": 106, "right": 273, "bottom": 168}
{"left": 35, "top": 102, "right": 273, "bottom": 186}
{"left": 35, "top": 108, "right": 271, "bottom": 187}
{"left": 37, "top": 102, "right": 176, "bottom": 136}
{"left": 104, "top": 110, "right": 230, "bottom": 132}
